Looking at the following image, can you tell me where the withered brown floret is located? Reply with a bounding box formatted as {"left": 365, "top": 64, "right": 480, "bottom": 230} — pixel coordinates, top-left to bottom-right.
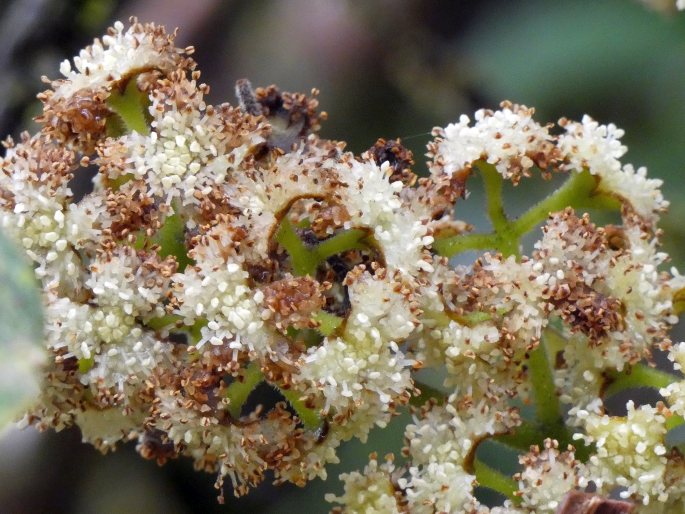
{"left": 36, "top": 90, "right": 112, "bottom": 154}
{"left": 309, "top": 201, "right": 351, "bottom": 238}
{"left": 365, "top": 138, "right": 417, "bottom": 187}
{"left": 253, "top": 84, "right": 327, "bottom": 150}
{"left": 1, "top": 133, "right": 77, "bottom": 198}
{"left": 262, "top": 275, "right": 327, "bottom": 332}
{"left": 545, "top": 279, "right": 624, "bottom": 343}
{"left": 410, "top": 172, "right": 469, "bottom": 220}
{"left": 555, "top": 490, "right": 635, "bottom": 514}
{"left": 106, "top": 181, "right": 160, "bottom": 239}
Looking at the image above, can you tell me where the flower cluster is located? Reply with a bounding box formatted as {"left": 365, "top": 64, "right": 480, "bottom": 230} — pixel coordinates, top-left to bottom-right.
{"left": 1, "top": 20, "right": 684, "bottom": 512}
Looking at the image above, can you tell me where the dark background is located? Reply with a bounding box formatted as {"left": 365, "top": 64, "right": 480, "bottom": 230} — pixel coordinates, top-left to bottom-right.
{"left": 0, "top": 1, "right": 684, "bottom": 512}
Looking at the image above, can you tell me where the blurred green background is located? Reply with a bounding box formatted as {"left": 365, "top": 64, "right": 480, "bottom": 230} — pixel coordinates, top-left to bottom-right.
{"left": 0, "top": 0, "right": 684, "bottom": 512}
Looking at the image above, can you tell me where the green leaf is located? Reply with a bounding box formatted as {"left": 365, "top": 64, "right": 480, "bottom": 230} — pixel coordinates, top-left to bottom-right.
{"left": 156, "top": 213, "right": 193, "bottom": 272}
{"left": 279, "top": 387, "right": 322, "bottom": 430}
{"left": 0, "top": 231, "right": 45, "bottom": 434}
{"left": 106, "top": 77, "right": 151, "bottom": 136}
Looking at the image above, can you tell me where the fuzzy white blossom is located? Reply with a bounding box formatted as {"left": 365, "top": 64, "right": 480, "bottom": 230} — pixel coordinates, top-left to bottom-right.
{"left": 1, "top": 20, "right": 683, "bottom": 513}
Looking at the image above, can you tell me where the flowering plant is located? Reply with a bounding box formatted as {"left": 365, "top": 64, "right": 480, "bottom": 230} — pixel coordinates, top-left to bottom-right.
{"left": 1, "top": 19, "right": 684, "bottom": 513}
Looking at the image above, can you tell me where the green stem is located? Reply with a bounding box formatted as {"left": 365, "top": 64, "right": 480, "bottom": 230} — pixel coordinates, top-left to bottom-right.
{"left": 493, "top": 421, "right": 548, "bottom": 452}
{"left": 433, "top": 170, "right": 621, "bottom": 259}
{"left": 315, "top": 228, "right": 368, "bottom": 261}
{"left": 478, "top": 161, "right": 509, "bottom": 234}
{"left": 604, "top": 363, "right": 678, "bottom": 398}
{"left": 275, "top": 217, "right": 318, "bottom": 276}
{"left": 279, "top": 388, "right": 321, "bottom": 430}
{"left": 432, "top": 232, "right": 503, "bottom": 258}
{"left": 474, "top": 459, "right": 519, "bottom": 503}
{"left": 540, "top": 325, "right": 567, "bottom": 356}
{"left": 511, "top": 170, "right": 597, "bottom": 237}
{"left": 529, "top": 336, "right": 563, "bottom": 427}
{"left": 225, "top": 362, "right": 264, "bottom": 419}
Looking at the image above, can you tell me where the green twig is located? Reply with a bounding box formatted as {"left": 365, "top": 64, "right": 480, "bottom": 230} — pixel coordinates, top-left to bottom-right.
{"left": 433, "top": 170, "right": 621, "bottom": 260}
{"left": 510, "top": 170, "right": 618, "bottom": 238}
{"left": 432, "top": 232, "right": 503, "bottom": 258}
{"left": 477, "top": 161, "right": 509, "bottom": 234}
{"left": 315, "top": 228, "right": 368, "bottom": 261}
{"left": 226, "top": 362, "right": 264, "bottom": 419}
{"left": 275, "top": 217, "right": 318, "bottom": 276}
{"left": 474, "top": 459, "right": 519, "bottom": 503}
{"left": 529, "top": 336, "right": 563, "bottom": 427}
{"left": 604, "top": 363, "right": 678, "bottom": 398}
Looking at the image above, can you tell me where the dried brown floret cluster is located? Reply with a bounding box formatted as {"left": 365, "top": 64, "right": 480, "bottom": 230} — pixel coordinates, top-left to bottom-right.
{"left": 1, "top": 19, "right": 684, "bottom": 513}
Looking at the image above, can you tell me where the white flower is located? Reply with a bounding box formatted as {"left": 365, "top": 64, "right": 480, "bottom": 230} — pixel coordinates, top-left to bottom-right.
{"left": 558, "top": 116, "right": 665, "bottom": 223}
{"left": 173, "top": 225, "right": 265, "bottom": 353}
{"left": 49, "top": 20, "right": 188, "bottom": 101}
{"left": 558, "top": 115, "right": 626, "bottom": 176}
{"left": 298, "top": 335, "right": 412, "bottom": 421}
{"left": 403, "top": 461, "right": 478, "bottom": 514}
{"left": 326, "top": 456, "right": 402, "bottom": 514}
{"left": 516, "top": 439, "right": 587, "bottom": 513}
{"left": 430, "top": 102, "right": 555, "bottom": 182}
{"left": 101, "top": 77, "right": 265, "bottom": 211}
{"left": 339, "top": 158, "right": 434, "bottom": 274}
{"left": 574, "top": 401, "right": 669, "bottom": 505}
{"left": 344, "top": 269, "right": 417, "bottom": 344}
